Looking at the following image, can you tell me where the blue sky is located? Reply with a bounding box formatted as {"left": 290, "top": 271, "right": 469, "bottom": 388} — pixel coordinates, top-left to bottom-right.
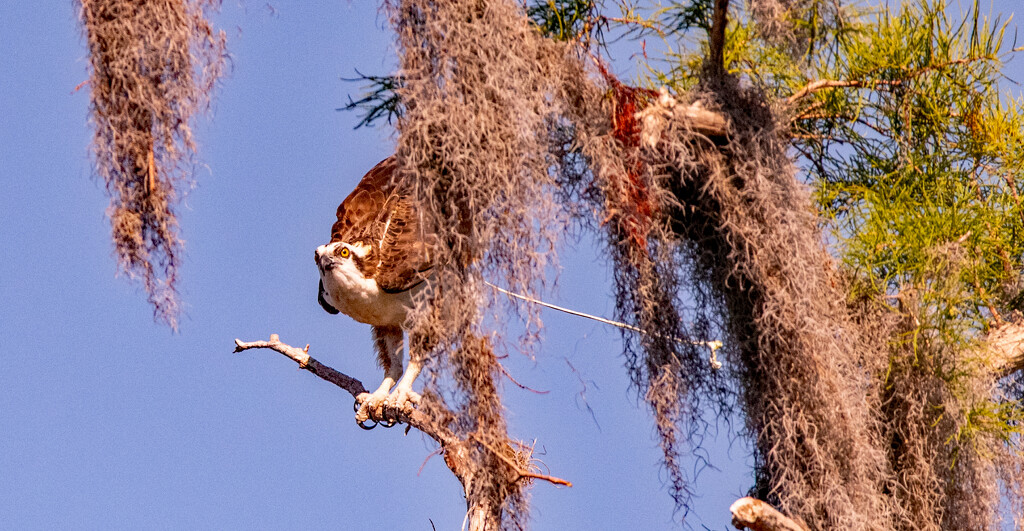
{"left": 0, "top": 2, "right": 1020, "bottom": 530}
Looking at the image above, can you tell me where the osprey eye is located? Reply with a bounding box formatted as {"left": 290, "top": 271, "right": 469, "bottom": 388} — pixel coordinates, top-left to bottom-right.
{"left": 339, "top": 247, "right": 350, "bottom": 258}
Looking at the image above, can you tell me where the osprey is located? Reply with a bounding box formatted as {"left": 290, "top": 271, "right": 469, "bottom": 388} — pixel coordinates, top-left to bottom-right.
{"left": 314, "top": 157, "right": 434, "bottom": 423}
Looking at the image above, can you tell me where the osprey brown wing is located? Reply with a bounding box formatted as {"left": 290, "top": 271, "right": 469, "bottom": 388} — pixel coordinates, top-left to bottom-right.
{"left": 373, "top": 194, "right": 435, "bottom": 293}
{"left": 331, "top": 157, "right": 434, "bottom": 294}
{"left": 331, "top": 157, "right": 397, "bottom": 244}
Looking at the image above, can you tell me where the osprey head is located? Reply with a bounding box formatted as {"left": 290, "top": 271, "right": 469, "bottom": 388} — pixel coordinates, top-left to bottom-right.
{"left": 315, "top": 241, "right": 374, "bottom": 315}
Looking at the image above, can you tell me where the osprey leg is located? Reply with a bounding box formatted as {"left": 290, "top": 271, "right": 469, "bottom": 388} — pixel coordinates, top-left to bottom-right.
{"left": 387, "top": 354, "right": 422, "bottom": 409}
{"left": 356, "top": 325, "right": 404, "bottom": 423}
{"left": 389, "top": 328, "right": 435, "bottom": 409}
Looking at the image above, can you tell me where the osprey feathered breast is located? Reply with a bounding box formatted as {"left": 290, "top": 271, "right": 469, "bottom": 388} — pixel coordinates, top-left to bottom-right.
{"left": 314, "top": 157, "right": 434, "bottom": 422}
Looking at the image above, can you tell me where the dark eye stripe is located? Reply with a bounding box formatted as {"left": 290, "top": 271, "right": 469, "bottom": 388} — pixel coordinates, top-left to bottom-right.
{"left": 350, "top": 252, "right": 371, "bottom": 276}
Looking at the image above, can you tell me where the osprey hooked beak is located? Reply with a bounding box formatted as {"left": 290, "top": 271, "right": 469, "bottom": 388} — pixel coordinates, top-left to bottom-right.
{"left": 315, "top": 245, "right": 341, "bottom": 315}
{"left": 315, "top": 244, "right": 339, "bottom": 272}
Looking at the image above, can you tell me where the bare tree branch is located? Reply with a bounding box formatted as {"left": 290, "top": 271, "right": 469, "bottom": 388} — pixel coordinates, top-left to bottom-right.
{"left": 235, "top": 334, "right": 457, "bottom": 443}
{"left": 787, "top": 79, "right": 880, "bottom": 104}
{"left": 708, "top": 0, "right": 730, "bottom": 76}
{"left": 730, "top": 497, "right": 808, "bottom": 531}
{"left": 235, "top": 335, "right": 367, "bottom": 396}
{"left": 984, "top": 320, "right": 1024, "bottom": 375}
{"left": 787, "top": 56, "right": 996, "bottom": 104}
{"left": 233, "top": 334, "right": 572, "bottom": 529}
